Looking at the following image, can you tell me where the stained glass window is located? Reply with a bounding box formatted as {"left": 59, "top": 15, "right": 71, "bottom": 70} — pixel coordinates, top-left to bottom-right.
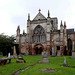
{"left": 33, "top": 25, "right": 45, "bottom": 42}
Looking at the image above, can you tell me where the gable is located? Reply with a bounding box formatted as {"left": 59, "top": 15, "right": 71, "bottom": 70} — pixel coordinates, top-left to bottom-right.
{"left": 33, "top": 12, "right": 46, "bottom": 20}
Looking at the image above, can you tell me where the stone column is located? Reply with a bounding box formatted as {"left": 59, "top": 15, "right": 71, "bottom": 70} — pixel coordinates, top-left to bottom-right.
{"left": 13, "top": 46, "right": 17, "bottom": 58}
{"left": 71, "top": 41, "right": 75, "bottom": 58}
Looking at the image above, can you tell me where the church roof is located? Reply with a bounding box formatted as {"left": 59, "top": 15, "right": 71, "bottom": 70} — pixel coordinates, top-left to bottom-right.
{"left": 33, "top": 9, "right": 46, "bottom": 20}
{"left": 67, "top": 29, "right": 74, "bottom": 34}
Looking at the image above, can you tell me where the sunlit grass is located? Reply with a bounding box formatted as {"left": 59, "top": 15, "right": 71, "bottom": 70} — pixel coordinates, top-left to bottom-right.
{"left": 0, "top": 55, "right": 75, "bottom": 75}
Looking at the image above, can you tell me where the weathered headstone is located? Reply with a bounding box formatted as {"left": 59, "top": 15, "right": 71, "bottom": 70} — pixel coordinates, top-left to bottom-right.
{"left": 8, "top": 52, "right": 10, "bottom": 58}
{"left": 41, "top": 69, "right": 56, "bottom": 73}
{"left": 62, "top": 57, "right": 68, "bottom": 67}
{"left": 16, "top": 54, "right": 26, "bottom": 63}
{"left": 51, "top": 47, "right": 55, "bottom": 57}
{"left": 13, "top": 46, "right": 17, "bottom": 58}
{"left": 39, "top": 51, "right": 50, "bottom": 63}
{"left": 71, "top": 41, "right": 75, "bottom": 59}
{"left": 57, "top": 50, "right": 62, "bottom": 57}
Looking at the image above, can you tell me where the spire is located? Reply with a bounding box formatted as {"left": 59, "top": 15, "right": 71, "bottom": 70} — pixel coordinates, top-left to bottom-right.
{"left": 48, "top": 10, "right": 50, "bottom": 17}
{"left": 23, "top": 30, "right": 25, "bottom": 34}
{"left": 64, "top": 21, "right": 66, "bottom": 28}
{"left": 28, "top": 13, "right": 30, "bottom": 20}
{"left": 17, "top": 25, "right": 20, "bottom": 30}
{"left": 38, "top": 9, "right": 41, "bottom": 13}
{"left": 17, "top": 25, "right": 20, "bottom": 36}
{"left": 60, "top": 20, "right": 63, "bottom": 26}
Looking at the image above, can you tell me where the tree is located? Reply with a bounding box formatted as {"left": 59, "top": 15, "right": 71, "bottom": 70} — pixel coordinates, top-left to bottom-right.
{"left": 0, "top": 33, "right": 15, "bottom": 56}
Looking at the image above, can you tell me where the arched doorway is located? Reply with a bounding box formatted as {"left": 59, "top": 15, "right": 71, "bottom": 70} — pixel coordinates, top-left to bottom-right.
{"left": 34, "top": 44, "right": 43, "bottom": 55}
{"left": 68, "top": 39, "right": 72, "bottom": 55}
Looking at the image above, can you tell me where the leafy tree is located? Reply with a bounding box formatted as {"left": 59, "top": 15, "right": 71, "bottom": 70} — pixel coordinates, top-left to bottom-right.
{"left": 0, "top": 33, "right": 15, "bottom": 56}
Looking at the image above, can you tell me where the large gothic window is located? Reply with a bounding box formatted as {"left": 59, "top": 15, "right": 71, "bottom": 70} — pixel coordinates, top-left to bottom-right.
{"left": 33, "top": 25, "right": 45, "bottom": 42}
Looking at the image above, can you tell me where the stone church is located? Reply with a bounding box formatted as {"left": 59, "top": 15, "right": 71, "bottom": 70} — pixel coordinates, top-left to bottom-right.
{"left": 16, "top": 9, "right": 75, "bottom": 55}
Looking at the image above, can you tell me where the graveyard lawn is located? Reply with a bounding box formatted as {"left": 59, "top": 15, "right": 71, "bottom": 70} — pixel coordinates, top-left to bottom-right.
{"left": 0, "top": 56, "right": 75, "bottom": 75}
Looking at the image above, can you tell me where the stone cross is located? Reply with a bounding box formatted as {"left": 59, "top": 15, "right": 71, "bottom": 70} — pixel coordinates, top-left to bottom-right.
{"left": 39, "top": 9, "right": 41, "bottom": 13}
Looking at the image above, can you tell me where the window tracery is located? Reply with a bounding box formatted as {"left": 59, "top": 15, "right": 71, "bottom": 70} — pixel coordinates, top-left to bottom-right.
{"left": 33, "top": 26, "right": 45, "bottom": 42}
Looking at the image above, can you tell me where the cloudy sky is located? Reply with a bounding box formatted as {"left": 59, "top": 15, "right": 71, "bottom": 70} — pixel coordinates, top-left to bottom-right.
{"left": 0, "top": 0, "right": 75, "bottom": 36}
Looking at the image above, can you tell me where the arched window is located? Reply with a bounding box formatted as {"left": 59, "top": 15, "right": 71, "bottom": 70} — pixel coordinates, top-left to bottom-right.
{"left": 33, "top": 25, "right": 45, "bottom": 42}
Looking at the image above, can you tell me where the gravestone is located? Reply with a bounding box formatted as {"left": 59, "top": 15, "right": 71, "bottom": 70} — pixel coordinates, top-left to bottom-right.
{"left": 71, "top": 41, "right": 75, "bottom": 59}
{"left": 16, "top": 54, "right": 26, "bottom": 63}
{"left": 62, "top": 57, "right": 68, "bottom": 67}
{"left": 41, "top": 69, "right": 56, "bottom": 73}
{"left": 51, "top": 47, "right": 55, "bottom": 57}
{"left": 39, "top": 51, "right": 50, "bottom": 63}
{"left": 8, "top": 52, "right": 10, "bottom": 58}
{"left": 13, "top": 46, "right": 17, "bottom": 58}
{"left": 57, "top": 50, "right": 62, "bottom": 57}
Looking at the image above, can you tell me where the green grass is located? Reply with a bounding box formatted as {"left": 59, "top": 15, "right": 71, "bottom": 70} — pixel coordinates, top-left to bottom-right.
{"left": 0, "top": 55, "right": 42, "bottom": 75}
{"left": 0, "top": 56, "right": 75, "bottom": 75}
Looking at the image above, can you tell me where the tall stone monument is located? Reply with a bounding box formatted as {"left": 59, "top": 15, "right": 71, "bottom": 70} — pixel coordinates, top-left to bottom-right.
{"left": 71, "top": 41, "right": 75, "bottom": 58}
{"left": 13, "top": 46, "right": 17, "bottom": 58}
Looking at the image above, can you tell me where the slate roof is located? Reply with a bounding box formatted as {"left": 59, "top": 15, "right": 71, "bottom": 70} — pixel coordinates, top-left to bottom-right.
{"left": 67, "top": 29, "right": 74, "bottom": 34}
